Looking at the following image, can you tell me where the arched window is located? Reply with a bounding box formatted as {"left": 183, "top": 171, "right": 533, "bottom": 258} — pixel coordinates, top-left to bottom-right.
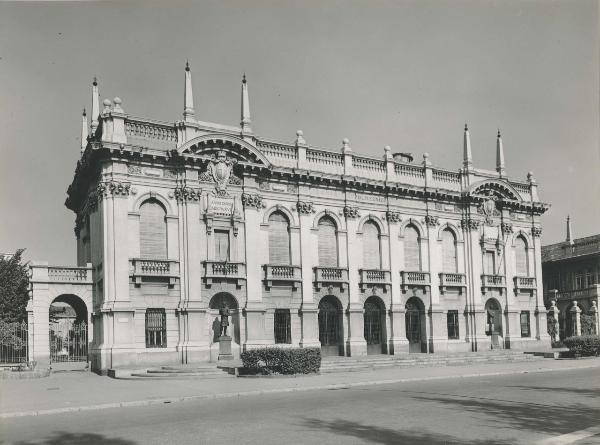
{"left": 441, "top": 229, "right": 458, "bottom": 273}
{"left": 515, "top": 236, "right": 528, "bottom": 276}
{"left": 268, "top": 211, "right": 291, "bottom": 264}
{"left": 139, "top": 199, "right": 167, "bottom": 259}
{"left": 362, "top": 221, "right": 381, "bottom": 269}
{"left": 318, "top": 216, "right": 338, "bottom": 267}
{"left": 404, "top": 225, "right": 421, "bottom": 271}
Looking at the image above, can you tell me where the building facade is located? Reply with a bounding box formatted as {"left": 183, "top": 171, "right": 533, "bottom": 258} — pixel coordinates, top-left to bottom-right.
{"left": 542, "top": 217, "right": 600, "bottom": 339}
{"left": 31, "top": 66, "right": 551, "bottom": 372}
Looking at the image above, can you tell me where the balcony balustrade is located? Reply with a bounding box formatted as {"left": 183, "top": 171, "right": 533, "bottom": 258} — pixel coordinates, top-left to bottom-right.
{"left": 263, "top": 264, "right": 302, "bottom": 290}
{"left": 313, "top": 266, "right": 349, "bottom": 290}
{"left": 481, "top": 274, "right": 506, "bottom": 294}
{"left": 359, "top": 269, "right": 391, "bottom": 292}
{"left": 202, "top": 261, "right": 246, "bottom": 288}
{"left": 400, "top": 271, "right": 431, "bottom": 292}
{"left": 129, "top": 258, "right": 179, "bottom": 286}
{"left": 439, "top": 272, "right": 466, "bottom": 293}
{"left": 46, "top": 266, "right": 93, "bottom": 284}
{"left": 513, "top": 276, "right": 537, "bottom": 293}
{"left": 544, "top": 285, "right": 600, "bottom": 303}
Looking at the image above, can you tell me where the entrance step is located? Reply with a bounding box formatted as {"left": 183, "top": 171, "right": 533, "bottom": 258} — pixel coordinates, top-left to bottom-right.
{"left": 109, "top": 363, "right": 236, "bottom": 380}
{"left": 319, "top": 351, "right": 541, "bottom": 374}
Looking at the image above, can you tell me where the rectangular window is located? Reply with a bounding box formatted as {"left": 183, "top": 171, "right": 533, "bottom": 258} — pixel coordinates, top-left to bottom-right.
{"left": 484, "top": 251, "right": 496, "bottom": 275}
{"left": 214, "top": 230, "right": 230, "bottom": 262}
{"left": 145, "top": 309, "right": 167, "bottom": 348}
{"left": 520, "top": 311, "right": 531, "bottom": 338}
{"left": 447, "top": 310, "right": 459, "bottom": 340}
{"left": 575, "top": 274, "right": 583, "bottom": 290}
{"left": 274, "top": 309, "right": 292, "bottom": 344}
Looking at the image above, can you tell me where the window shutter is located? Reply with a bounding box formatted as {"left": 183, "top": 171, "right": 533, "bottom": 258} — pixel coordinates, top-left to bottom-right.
{"left": 515, "top": 237, "right": 528, "bottom": 276}
{"left": 214, "top": 230, "right": 230, "bottom": 261}
{"left": 140, "top": 200, "right": 167, "bottom": 259}
{"left": 268, "top": 212, "right": 291, "bottom": 264}
{"left": 442, "top": 229, "right": 457, "bottom": 273}
{"left": 362, "top": 221, "right": 380, "bottom": 269}
{"left": 404, "top": 226, "right": 421, "bottom": 271}
{"left": 318, "top": 217, "right": 338, "bottom": 267}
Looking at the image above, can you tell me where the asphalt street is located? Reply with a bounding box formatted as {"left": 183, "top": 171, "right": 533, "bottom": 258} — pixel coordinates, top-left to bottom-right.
{"left": 1, "top": 367, "right": 599, "bottom": 445}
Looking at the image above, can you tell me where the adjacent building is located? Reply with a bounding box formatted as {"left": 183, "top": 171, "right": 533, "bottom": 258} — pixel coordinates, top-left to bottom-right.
{"left": 542, "top": 217, "right": 600, "bottom": 339}
{"left": 28, "top": 65, "right": 551, "bottom": 373}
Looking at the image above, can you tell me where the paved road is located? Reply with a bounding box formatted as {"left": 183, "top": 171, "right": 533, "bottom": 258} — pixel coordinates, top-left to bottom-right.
{"left": 2, "top": 367, "right": 599, "bottom": 445}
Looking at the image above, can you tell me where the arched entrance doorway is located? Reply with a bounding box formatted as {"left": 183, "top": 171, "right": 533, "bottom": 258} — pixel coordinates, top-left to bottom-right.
{"left": 208, "top": 293, "right": 240, "bottom": 345}
{"left": 318, "top": 295, "right": 344, "bottom": 356}
{"left": 49, "top": 294, "right": 88, "bottom": 363}
{"left": 364, "top": 296, "right": 387, "bottom": 355}
{"left": 405, "top": 297, "right": 426, "bottom": 353}
{"left": 485, "top": 298, "right": 503, "bottom": 349}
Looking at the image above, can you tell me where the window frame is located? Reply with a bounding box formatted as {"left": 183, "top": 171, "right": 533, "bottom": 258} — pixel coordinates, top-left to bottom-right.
{"left": 447, "top": 310, "right": 460, "bottom": 340}
{"left": 274, "top": 309, "right": 292, "bottom": 344}
{"left": 145, "top": 308, "right": 167, "bottom": 348}
{"left": 520, "top": 311, "right": 531, "bottom": 338}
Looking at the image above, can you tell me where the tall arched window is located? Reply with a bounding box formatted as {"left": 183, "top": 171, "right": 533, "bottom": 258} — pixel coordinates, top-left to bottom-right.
{"left": 318, "top": 216, "right": 338, "bottom": 267}
{"left": 441, "top": 228, "right": 458, "bottom": 273}
{"left": 404, "top": 225, "right": 421, "bottom": 271}
{"left": 362, "top": 221, "right": 381, "bottom": 269}
{"left": 139, "top": 199, "right": 167, "bottom": 259}
{"left": 268, "top": 211, "right": 291, "bottom": 264}
{"left": 515, "top": 236, "right": 529, "bottom": 276}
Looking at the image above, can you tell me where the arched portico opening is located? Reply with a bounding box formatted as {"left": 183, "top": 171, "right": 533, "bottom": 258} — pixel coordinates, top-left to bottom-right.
{"left": 208, "top": 293, "right": 240, "bottom": 345}
{"left": 485, "top": 298, "right": 503, "bottom": 349}
{"left": 405, "top": 297, "right": 426, "bottom": 353}
{"left": 49, "top": 294, "right": 89, "bottom": 363}
{"left": 318, "top": 295, "right": 344, "bottom": 356}
{"left": 364, "top": 296, "right": 387, "bottom": 355}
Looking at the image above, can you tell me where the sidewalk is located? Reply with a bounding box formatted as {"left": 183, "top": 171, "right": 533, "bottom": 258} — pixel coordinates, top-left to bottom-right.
{"left": 2, "top": 358, "right": 599, "bottom": 419}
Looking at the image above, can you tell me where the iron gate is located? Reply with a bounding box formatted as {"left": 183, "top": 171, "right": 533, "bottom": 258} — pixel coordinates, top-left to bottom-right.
{"left": 318, "top": 302, "right": 340, "bottom": 346}
{"left": 49, "top": 320, "right": 88, "bottom": 363}
{"left": 364, "top": 302, "right": 382, "bottom": 345}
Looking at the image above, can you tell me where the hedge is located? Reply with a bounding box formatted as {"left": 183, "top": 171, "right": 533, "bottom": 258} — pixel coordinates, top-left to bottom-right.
{"left": 241, "top": 347, "right": 321, "bottom": 375}
{"left": 563, "top": 335, "right": 600, "bottom": 357}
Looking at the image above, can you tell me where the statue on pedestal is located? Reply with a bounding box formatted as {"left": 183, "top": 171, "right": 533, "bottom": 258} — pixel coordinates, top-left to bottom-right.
{"left": 219, "top": 303, "right": 230, "bottom": 337}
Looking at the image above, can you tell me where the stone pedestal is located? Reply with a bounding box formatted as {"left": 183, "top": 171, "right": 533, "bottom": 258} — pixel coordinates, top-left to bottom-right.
{"left": 218, "top": 335, "right": 234, "bottom": 361}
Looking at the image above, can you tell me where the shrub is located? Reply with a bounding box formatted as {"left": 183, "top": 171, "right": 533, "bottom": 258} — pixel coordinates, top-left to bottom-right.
{"left": 241, "top": 347, "right": 321, "bottom": 375}
{"left": 563, "top": 335, "right": 600, "bottom": 357}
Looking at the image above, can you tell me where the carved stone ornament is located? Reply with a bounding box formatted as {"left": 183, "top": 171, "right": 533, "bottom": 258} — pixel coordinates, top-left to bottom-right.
{"left": 164, "top": 169, "right": 178, "bottom": 179}
{"left": 343, "top": 206, "right": 360, "bottom": 219}
{"left": 461, "top": 218, "right": 480, "bottom": 231}
{"left": 199, "top": 150, "right": 238, "bottom": 194}
{"left": 531, "top": 226, "right": 543, "bottom": 237}
{"left": 241, "top": 193, "right": 264, "bottom": 210}
{"left": 477, "top": 193, "right": 501, "bottom": 225}
{"left": 386, "top": 211, "right": 402, "bottom": 223}
{"left": 127, "top": 165, "right": 142, "bottom": 175}
{"left": 174, "top": 186, "right": 201, "bottom": 202}
{"left": 97, "top": 181, "right": 131, "bottom": 199}
{"left": 501, "top": 222, "right": 513, "bottom": 234}
{"left": 424, "top": 215, "right": 439, "bottom": 227}
{"left": 296, "top": 201, "right": 315, "bottom": 214}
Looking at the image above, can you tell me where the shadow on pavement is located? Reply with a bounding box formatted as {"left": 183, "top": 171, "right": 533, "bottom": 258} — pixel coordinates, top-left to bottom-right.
{"left": 507, "top": 385, "right": 600, "bottom": 398}
{"left": 11, "top": 432, "right": 137, "bottom": 445}
{"left": 408, "top": 392, "right": 600, "bottom": 436}
{"left": 300, "top": 419, "right": 509, "bottom": 445}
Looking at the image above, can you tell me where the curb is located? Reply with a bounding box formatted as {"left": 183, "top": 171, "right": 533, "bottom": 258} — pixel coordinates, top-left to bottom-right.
{"left": 2, "top": 362, "right": 600, "bottom": 419}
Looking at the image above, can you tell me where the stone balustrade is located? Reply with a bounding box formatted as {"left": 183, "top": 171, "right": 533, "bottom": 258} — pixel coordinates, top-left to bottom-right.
{"left": 439, "top": 273, "right": 466, "bottom": 293}
{"left": 481, "top": 274, "right": 506, "bottom": 293}
{"left": 202, "top": 261, "right": 246, "bottom": 288}
{"left": 513, "top": 276, "right": 537, "bottom": 293}
{"left": 401, "top": 271, "right": 431, "bottom": 291}
{"left": 129, "top": 258, "right": 179, "bottom": 286}
{"left": 47, "top": 266, "right": 92, "bottom": 283}
{"left": 313, "top": 266, "right": 349, "bottom": 290}
{"left": 263, "top": 264, "right": 302, "bottom": 290}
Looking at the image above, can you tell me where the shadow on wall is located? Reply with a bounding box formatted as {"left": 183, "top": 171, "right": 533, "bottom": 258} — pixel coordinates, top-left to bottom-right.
{"left": 300, "top": 419, "right": 507, "bottom": 445}
{"left": 13, "top": 432, "right": 137, "bottom": 445}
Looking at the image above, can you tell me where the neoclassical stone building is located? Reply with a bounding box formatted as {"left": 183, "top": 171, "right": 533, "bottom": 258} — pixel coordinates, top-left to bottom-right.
{"left": 33, "top": 65, "right": 551, "bottom": 372}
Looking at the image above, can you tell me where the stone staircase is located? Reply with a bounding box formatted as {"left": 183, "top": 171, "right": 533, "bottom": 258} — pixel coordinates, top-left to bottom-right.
{"left": 110, "top": 362, "right": 237, "bottom": 380}
{"left": 319, "top": 350, "right": 542, "bottom": 374}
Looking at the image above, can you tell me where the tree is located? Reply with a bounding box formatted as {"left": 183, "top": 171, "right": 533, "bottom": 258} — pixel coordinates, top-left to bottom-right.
{"left": 0, "top": 249, "right": 30, "bottom": 322}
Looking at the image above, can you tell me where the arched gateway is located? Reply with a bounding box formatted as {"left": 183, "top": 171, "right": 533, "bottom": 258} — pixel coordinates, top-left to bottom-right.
{"left": 364, "top": 296, "right": 387, "bottom": 355}
{"left": 49, "top": 294, "right": 88, "bottom": 363}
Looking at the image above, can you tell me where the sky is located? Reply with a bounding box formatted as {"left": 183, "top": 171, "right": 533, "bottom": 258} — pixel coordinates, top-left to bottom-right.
{"left": 0, "top": 0, "right": 598, "bottom": 265}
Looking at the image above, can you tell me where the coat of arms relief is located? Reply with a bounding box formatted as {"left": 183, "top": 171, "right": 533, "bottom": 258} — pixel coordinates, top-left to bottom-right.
{"left": 199, "top": 150, "right": 242, "bottom": 196}
{"left": 477, "top": 191, "right": 501, "bottom": 226}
